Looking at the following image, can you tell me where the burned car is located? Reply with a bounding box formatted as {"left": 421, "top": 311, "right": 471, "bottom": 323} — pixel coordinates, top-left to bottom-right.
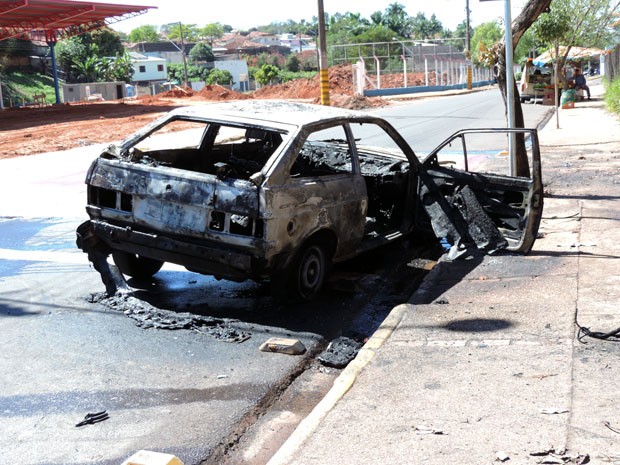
{"left": 77, "top": 100, "right": 543, "bottom": 299}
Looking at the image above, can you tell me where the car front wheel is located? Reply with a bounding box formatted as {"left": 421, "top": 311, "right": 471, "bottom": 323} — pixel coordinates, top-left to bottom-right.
{"left": 112, "top": 251, "right": 164, "bottom": 279}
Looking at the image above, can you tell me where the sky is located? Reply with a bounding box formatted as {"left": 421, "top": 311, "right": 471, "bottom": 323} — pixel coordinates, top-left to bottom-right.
{"left": 108, "top": 0, "right": 528, "bottom": 34}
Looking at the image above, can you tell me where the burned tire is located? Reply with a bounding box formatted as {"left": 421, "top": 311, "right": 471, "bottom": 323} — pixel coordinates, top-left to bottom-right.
{"left": 291, "top": 242, "right": 330, "bottom": 301}
{"left": 112, "top": 251, "right": 164, "bottom": 279}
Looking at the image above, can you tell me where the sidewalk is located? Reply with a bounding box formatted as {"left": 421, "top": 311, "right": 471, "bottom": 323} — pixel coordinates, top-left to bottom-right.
{"left": 268, "top": 81, "right": 620, "bottom": 465}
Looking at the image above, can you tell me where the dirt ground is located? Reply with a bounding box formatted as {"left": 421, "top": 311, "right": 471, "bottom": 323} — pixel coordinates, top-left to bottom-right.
{"left": 0, "top": 65, "right": 424, "bottom": 159}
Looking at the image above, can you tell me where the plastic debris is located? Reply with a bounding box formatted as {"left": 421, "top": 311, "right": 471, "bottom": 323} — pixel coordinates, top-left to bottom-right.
{"left": 121, "top": 449, "right": 184, "bottom": 465}
{"left": 541, "top": 408, "right": 569, "bottom": 414}
{"left": 75, "top": 410, "right": 109, "bottom": 427}
{"left": 414, "top": 425, "right": 445, "bottom": 435}
{"left": 496, "top": 451, "right": 510, "bottom": 462}
{"left": 259, "top": 337, "right": 306, "bottom": 355}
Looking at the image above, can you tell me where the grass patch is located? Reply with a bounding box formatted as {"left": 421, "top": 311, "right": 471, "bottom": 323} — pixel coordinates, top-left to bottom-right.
{"left": 1, "top": 71, "right": 56, "bottom": 106}
{"left": 605, "top": 76, "right": 620, "bottom": 116}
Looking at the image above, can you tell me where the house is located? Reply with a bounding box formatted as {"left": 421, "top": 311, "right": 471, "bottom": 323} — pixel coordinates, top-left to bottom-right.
{"left": 215, "top": 32, "right": 290, "bottom": 57}
{"left": 279, "top": 33, "right": 315, "bottom": 52}
{"left": 130, "top": 52, "right": 167, "bottom": 84}
{"left": 127, "top": 42, "right": 195, "bottom": 65}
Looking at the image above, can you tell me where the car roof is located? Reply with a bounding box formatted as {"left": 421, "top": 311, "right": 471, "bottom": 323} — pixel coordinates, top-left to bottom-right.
{"left": 166, "top": 100, "right": 377, "bottom": 128}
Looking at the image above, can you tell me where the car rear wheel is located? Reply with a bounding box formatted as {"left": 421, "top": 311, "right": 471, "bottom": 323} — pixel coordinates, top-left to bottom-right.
{"left": 291, "top": 242, "right": 330, "bottom": 301}
{"left": 112, "top": 251, "right": 164, "bottom": 279}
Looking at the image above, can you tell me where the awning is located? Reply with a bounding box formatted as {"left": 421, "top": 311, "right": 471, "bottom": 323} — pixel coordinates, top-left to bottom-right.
{"left": 0, "top": 0, "right": 153, "bottom": 42}
{"left": 532, "top": 46, "right": 605, "bottom": 67}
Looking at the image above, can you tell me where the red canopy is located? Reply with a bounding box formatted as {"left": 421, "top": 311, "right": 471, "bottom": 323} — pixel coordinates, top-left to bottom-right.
{"left": 0, "top": 0, "right": 153, "bottom": 42}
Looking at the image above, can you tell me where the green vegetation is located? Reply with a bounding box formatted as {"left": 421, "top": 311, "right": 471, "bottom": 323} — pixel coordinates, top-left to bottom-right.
{"left": 128, "top": 24, "right": 159, "bottom": 43}
{"left": 166, "top": 64, "right": 233, "bottom": 86}
{"left": 55, "top": 28, "right": 133, "bottom": 83}
{"left": 531, "top": 0, "right": 619, "bottom": 80}
{"left": 189, "top": 42, "right": 215, "bottom": 62}
{"left": 278, "top": 70, "right": 316, "bottom": 83}
{"left": 254, "top": 64, "right": 280, "bottom": 86}
{"left": 1, "top": 71, "right": 56, "bottom": 105}
{"left": 605, "top": 77, "right": 620, "bottom": 116}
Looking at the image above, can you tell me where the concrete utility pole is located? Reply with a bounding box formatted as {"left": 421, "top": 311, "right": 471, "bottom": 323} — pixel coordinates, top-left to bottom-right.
{"left": 480, "top": 0, "right": 516, "bottom": 174}
{"left": 503, "top": 0, "right": 517, "bottom": 176}
{"left": 466, "top": 0, "right": 472, "bottom": 89}
{"left": 179, "top": 21, "right": 189, "bottom": 88}
{"left": 317, "top": 0, "right": 330, "bottom": 105}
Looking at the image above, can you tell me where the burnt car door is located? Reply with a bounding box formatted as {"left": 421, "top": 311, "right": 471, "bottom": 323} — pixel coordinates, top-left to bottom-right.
{"left": 419, "top": 128, "right": 544, "bottom": 255}
{"left": 264, "top": 121, "right": 368, "bottom": 262}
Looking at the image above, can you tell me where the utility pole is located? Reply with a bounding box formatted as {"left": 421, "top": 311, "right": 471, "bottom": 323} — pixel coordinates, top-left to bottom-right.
{"left": 466, "top": 0, "right": 473, "bottom": 89}
{"left": 317, "top": 0, "right": 330, "bottom": 105}
{"left": 503, "top": 0, "right": 516, "bottom": 175}
{"left": 179, "top": 21, "right": 189, "bottom": 88}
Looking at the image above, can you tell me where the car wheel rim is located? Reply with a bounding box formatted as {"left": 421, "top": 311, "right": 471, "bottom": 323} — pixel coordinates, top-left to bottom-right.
{"left": 299, "top": 246, "right": 324, "bottom": 297}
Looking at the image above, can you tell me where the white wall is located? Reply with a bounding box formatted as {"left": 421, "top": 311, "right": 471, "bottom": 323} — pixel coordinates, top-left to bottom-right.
{"left": 214, "top": 60, "right": 249, "bottom": 91}
{"left": 132, "top": 58, "right": 167, "bottom": 82}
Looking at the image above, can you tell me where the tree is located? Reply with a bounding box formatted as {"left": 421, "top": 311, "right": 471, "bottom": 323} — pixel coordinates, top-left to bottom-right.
{"left": 108, "top": 52, "right": 134, "bottom": 82}
{"left": 356, "top": 24, "right": 400, "bottom": 44}
{"left": 285, "top": 54, "right": 301, "bottom": 72}
{"left": 328, "top": 12, "right": 372, "bottom": 43}
{"left": 383, "top": 3, "right": 413, "bottom": 38}
{"left": 205, "top": 68, "right": 233, "bottom": 85}
{"left": 71, "top": 53, "right": 99, "bottom": 82}
{"left": 446, "top": 20, "right": 473, "bottom": 51}
{"left": 189, "top": 42, "right": 214, "bottom": 62}
{"left": 167, "top": 23, "right": 199, "bottom": 42}
{"left": 56, "top": 37, "right": 87, "bottom": 80}
{"left": 471, "top": 22, "right": 503, "bottom": 64}
{"left": 83, "top": 27, "right": 123, "bottom": 56}
{"left": 532, "top": 0, "right": 620, "bottom": 79}
{"left": 128, "top": 25, "right": 159, "bottom": 43}
{"left": 55, "top": 30, "right": 132, "bottom": 83}
{"left": 411, "top": 12, "right": 443, "bottom": 40}
{"left": 200, "top": 23, "right": 224, "bottom": 46}
{"left": 255, "top": 64, "right": 279, "bottom": 85}
{"left": 484, "top": 0, "right": 555, "bottom": 176}
{"left": 514, "top": 29, "right": 538, "bottom": 64}
{"left": 167, "top": 63, "right": 208, "bottom": 82}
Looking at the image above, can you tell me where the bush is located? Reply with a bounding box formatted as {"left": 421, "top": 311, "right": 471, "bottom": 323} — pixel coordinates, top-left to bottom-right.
{"left": 605, "top": 77, "right": 620, "bottom": 116}
{"left": 279, "top": 70, "right": 317, "bottom": 82}
{"left": 206, "top": 68, "right": 233, "bottom": 85}
{"left": 189, "top": 42, "right": 214, "bottom": 62}
{"left": 255, "top": 64, "right": 280, "bottom": 85}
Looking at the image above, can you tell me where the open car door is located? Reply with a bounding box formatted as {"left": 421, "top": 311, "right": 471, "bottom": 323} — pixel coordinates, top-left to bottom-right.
{"left": 419, "top": 128, "right": 544, "bottom": 255}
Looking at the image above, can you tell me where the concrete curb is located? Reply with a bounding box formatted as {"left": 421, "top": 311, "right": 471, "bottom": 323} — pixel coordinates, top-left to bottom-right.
{"left": 266, "top": 303, "right": 410, "bottom": 465}
{"left": 266, "top": 89, "right": 557, "bottom": 465}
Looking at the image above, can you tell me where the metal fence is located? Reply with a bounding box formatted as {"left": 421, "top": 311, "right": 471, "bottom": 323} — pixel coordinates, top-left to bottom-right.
{"left": 330, "top": 39, "right": 493, "bottom": 93}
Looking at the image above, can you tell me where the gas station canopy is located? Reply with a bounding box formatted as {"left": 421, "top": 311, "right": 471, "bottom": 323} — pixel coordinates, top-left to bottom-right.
{"left": 0, "top": 0, "right": 153, "bottom": 42}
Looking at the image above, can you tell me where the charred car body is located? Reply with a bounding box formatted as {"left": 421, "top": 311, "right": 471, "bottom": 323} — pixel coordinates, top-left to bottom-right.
{"left": 77, "top": 101, "right": 543, "bottom": 299}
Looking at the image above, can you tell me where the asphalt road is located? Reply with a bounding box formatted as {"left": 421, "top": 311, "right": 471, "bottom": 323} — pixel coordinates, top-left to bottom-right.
{"left": 374, "top": 87, "right": 551, "bottom": 155}
{"left": 0, "top": 90, "right": 552, "bottom": 465}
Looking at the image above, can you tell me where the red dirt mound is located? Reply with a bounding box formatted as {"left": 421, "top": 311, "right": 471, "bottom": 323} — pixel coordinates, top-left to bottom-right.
{"left": 195, "top": 84, "right": 252, "bottom": 100}
{"left": 253, "top": 64, "right": 354, "bottom": 100}
{"left": 159, "top": 86, "right": 194, "bottom": 98}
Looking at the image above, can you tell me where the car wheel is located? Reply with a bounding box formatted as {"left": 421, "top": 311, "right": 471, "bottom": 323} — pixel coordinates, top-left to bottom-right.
{"left": 112, "top": 251, "right": 164, "bottom": 279}
{"left": 291, "top": 242, "right": 330, "bottom": 301}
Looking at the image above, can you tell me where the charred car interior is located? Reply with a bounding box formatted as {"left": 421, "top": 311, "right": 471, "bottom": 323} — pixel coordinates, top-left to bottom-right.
{"left": 77, "top": 101, "right": 543, "bottom": 300}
